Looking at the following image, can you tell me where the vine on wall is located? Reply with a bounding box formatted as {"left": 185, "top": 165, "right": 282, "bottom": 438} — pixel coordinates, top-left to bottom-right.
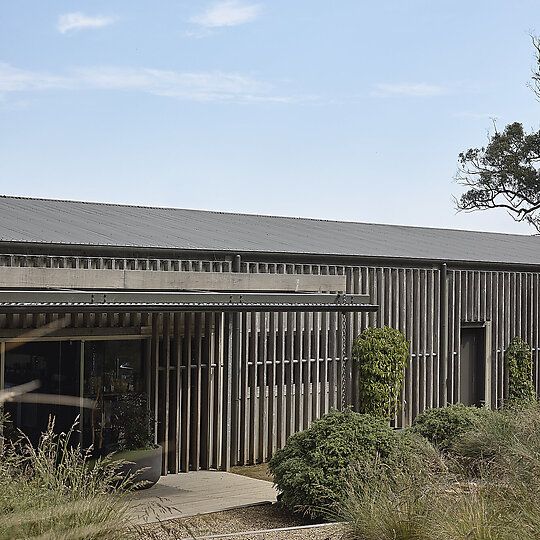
{"left": 352, "top": 326, "right": 409, "bottom": 419}
{"left": 505, "top": 337, "right": 536, "bottom": 403}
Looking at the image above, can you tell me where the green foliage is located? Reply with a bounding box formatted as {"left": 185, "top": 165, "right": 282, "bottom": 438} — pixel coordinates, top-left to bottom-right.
{"left": 269, "top": 409, "right": 400, "bottom": 518}
{"left": 410, "top": 403, "right": 493, "bottom": 452}
{"left": 113, "top": 393, "right": 155, "bottom": 451}
{"left": 505, "top": 337, "right": 536, "bottom": 404}
{"left": 455, "top": 39, "right": 540, "bottom": 232}
{"left": 352, "top": 326, "right": 409, "bottom": 418}
{"left": 0, "top": 415, "right": 134, "bottom": 539}
{"left": 456, "top": 123, "right": 540, "bottom": 230}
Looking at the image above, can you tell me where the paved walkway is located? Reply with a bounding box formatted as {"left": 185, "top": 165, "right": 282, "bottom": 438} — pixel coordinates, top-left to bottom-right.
{"left": 129, "top": 470, "right": 278, "bottom": 524}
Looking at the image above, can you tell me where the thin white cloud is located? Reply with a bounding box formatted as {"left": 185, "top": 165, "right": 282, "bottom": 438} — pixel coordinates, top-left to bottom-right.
{"left": 77, "top": 66, "right": 268, "bottom": 101}
{"left": 0, "top": 62, "right": 72, "bottom": 93}
{"left": 0, "top": 62, "right": 290, "bottom": 103}
{"left": 57, "top": 12, "right": 115, "bottom": 34}
{"left": 190, "top": 1, "right": 261, "bottom": 28}
{"left": 373, "top": 83, "right": 449, "bottom": 97}
{"left": 454, "top": 112, "right": 499, "bottom": 120}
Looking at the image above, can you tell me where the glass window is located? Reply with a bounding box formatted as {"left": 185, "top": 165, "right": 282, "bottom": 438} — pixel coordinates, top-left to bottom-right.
{"left": 83, "top": 340, "right": 146, "bottom": 454}
{"left": 4, "top": 341, "right": 80, "bottom": 446}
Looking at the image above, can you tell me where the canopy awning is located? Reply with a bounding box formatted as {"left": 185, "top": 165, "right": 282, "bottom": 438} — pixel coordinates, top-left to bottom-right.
{"left": 0, "top": 290, "right": 378, "bottom": 313}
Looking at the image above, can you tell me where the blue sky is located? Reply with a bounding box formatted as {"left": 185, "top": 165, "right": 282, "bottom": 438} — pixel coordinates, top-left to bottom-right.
{"left": 1, "top": 1, "right": 539, "bottom": 234}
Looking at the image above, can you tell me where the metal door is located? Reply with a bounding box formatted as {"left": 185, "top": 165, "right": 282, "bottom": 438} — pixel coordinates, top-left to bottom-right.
{"left": 460, "top": 327, "right": 485, "bottom": 406}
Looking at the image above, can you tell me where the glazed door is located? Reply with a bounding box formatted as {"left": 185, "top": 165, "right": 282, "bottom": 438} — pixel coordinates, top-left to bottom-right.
{"left": 4, "top": 341, "right": 80, "bottom": 445}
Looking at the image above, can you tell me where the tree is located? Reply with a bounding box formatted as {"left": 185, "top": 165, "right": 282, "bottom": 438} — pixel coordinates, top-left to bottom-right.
{"left": 455, "top": 37, "right": 540, "bottom": 231}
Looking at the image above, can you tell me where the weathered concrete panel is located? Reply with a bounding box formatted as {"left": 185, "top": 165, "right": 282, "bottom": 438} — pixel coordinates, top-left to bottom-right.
{"left": 0, "top": 267, "right": 346, "bottom": 292}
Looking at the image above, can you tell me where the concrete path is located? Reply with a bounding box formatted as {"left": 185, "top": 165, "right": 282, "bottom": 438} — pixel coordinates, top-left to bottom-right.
{"left": 129, "top": 471, "right": 278, "bottom": 524}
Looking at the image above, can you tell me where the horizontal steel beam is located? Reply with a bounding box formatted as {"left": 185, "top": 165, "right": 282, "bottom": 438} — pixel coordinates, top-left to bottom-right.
{"left": 0, "top": 290, "right": 370, "bottom": 305}
{"left": 0, "top": 301, "right": 378, "bottom": 313}
{"left": 0, "top": 290, "right": 377, "bottom": 313}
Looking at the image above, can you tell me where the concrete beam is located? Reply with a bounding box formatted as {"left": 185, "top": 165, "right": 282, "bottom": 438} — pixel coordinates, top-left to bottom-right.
{"left": 0, "top": 267, "right": 346, "bottom": 293}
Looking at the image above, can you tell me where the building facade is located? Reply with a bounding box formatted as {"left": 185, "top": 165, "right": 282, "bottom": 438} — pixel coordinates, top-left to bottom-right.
{"left": 1, "top": 196, "right": 539, "bottom": 473}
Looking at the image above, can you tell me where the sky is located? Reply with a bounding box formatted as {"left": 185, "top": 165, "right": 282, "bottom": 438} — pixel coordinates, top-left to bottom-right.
{"left": 1, "top": 0, "right": 539, "bottom": 235}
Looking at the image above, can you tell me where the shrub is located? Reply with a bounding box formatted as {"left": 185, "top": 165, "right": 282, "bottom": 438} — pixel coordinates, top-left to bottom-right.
{"left": 113, "top": 393, "right": 154, "bottom": 451}
{"left": 269, "top": 409, "right": 399, "bottom": 518}
{"left": 410, "top": 403, "right": 493, "bottom": 452}
{"left": 394, "top": 429, "right": 445, "bottom": 467}
{"left": 506, "top": 337, "right": 536, "bottom": 404}
{"left": 352, "top": 326, "right": 409, "bottom": 419}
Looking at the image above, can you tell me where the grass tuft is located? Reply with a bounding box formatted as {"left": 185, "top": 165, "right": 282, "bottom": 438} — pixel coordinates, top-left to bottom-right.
{"left": 0, "top": 414, "right": 134, "bottom": 540}
{"left": 336, "top": 404, "right": 540, "bottom": 540}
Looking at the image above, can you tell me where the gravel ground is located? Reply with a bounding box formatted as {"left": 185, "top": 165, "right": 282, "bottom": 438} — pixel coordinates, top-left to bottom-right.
{"left": 134, "top": 503, "right": 344, "bottom": 539}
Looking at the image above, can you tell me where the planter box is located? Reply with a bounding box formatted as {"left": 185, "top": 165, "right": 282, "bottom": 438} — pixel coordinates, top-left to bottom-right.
{"left": 111, "top": 445, "right": 162, "bottom": 489}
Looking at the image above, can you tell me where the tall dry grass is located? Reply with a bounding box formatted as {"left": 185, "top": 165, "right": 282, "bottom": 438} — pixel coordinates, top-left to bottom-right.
{"left": 0, "top": 414, "right": 135, "bottom": 540}
{"left": 338, "top": 405, "right": 540, "bottom": 540}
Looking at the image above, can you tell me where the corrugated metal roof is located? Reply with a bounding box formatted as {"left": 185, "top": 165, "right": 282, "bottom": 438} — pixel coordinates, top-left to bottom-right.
{"left": 0, "top": 195, "right": 539, "bottom": 266}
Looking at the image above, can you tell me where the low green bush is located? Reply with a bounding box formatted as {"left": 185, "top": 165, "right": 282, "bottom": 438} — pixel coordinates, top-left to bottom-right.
{"left": 410, "top": 403, "right": 493, "bottom": 452}
{"left": 269, "top": 409, "right": 401, "bottom": 518}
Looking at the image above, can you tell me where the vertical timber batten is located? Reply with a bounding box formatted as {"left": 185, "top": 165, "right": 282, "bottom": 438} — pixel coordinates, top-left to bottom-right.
{"left": 169, "top": 313, "right": 181, "bottom": 473}
{"left": 151, "top": 313, "right": 160, "bottom": 447}
{"left": 231, "top": 255, "right": 241, "bottom": 466}
{"left": 180, "top": 313, "right": 192, "bottom": 472}
{"left": 160, "top": 312, "right": 171, "bottom": 474}
{"left": 221, "top": 313, "right": 233, "bottom": 470}
{"left": 440, "top": 263, "right": 449, "bottom": 407}
{"left": 200, "top": 313, "right": 212, "bottom": 470}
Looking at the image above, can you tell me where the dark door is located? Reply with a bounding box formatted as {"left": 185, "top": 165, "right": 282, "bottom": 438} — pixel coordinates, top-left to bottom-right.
{"left": 460, "top": 327, "right": 485, "bottom": 406}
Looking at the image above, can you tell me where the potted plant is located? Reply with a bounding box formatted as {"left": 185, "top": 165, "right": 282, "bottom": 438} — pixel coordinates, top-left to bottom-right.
{"left": 108, "top": 393, "right": 162, "bottom": 488}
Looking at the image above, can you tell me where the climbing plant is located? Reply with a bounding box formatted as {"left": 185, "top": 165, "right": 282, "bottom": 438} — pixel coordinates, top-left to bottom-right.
{"left": 505, "top": 337, "right": 536, "bottom": 403}
{"left": 352, "top": 326, "right": 409, "bottom": 419}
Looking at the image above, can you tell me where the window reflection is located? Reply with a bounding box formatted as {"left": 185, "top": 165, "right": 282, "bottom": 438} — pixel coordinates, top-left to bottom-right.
{"left": 4, "top": 341, "right": 80, "bottom": 446}
{"left": 83, "top": 340, "right": 146, "bottom": 454}
{"left": 2, "top": 339, "right": 147, "bottom": 453}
